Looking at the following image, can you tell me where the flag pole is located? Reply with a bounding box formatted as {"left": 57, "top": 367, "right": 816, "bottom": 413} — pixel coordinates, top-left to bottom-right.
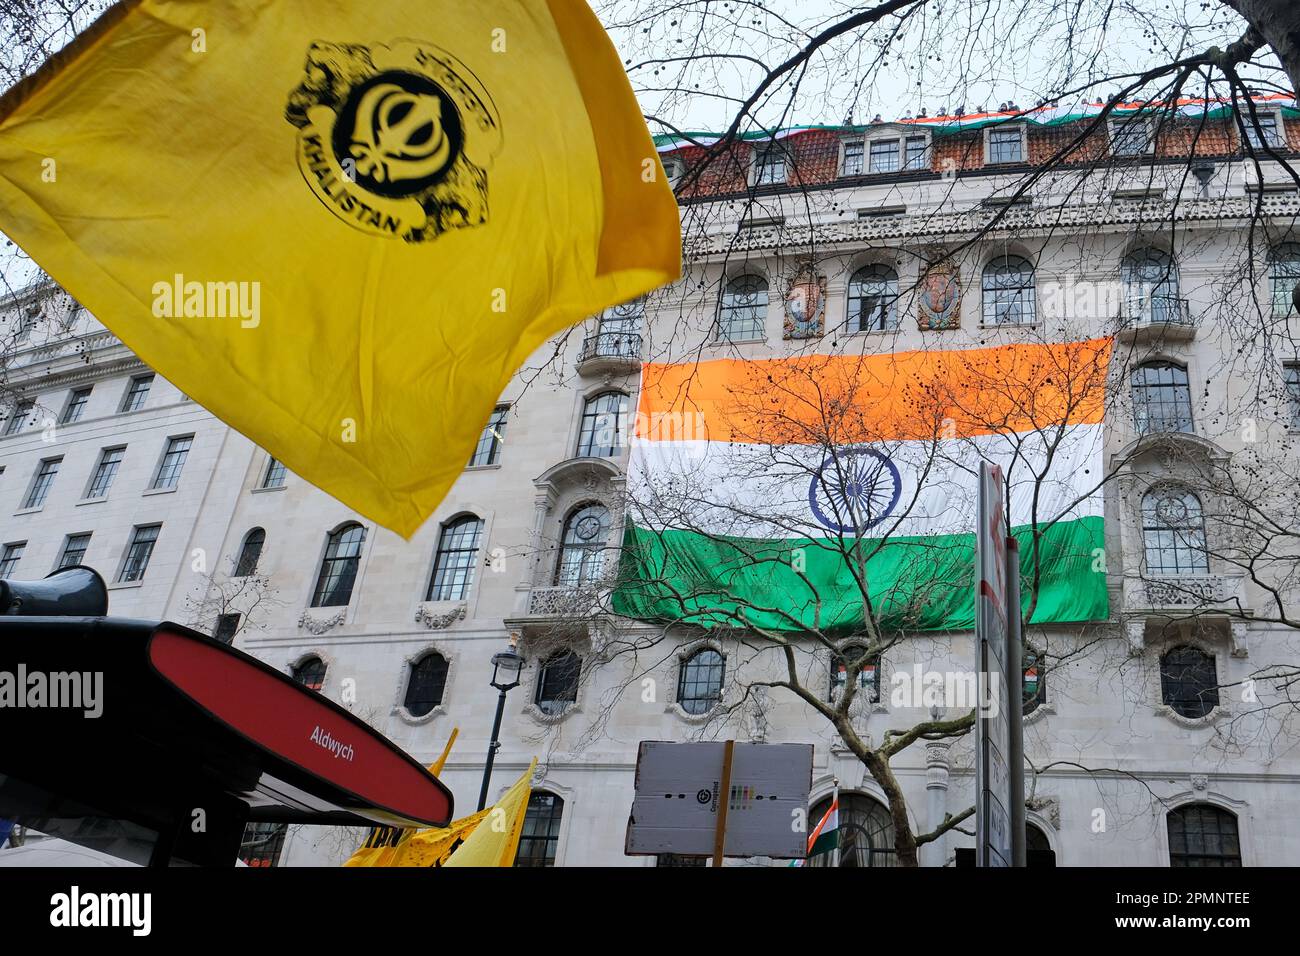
{"left": 831, "top": 777, "right": 840, "bottom": 868}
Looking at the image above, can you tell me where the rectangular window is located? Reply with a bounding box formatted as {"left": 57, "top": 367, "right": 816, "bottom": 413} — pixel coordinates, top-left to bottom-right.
{"left": 0, "top": 542, "right": 25, "bottom": 578}
{"left": 261, "top": 456, "right": 287, "bottom": 489}
{"left": 754, "top": 144, "right": 786, "bottom": 185}
{"left": 868, "top": 138, "right": 900, "bottom": 173}
{"left": 213, "top": 613, "right": 241, "bottom": 645}
{"left": 1244, "top": 110, "right": 1283, "bottom": 150}
{"left": 152, "top": 435, "right": 193, "bottom": 490}
{"left": 86, "top": 446, "right": 125, "bottom": 499}
{"left": 24, "top": 457, "right": 61, "bottom": 509}
{"left": 60, "top": 387, "right": 92, "bottom": 425}
{"left": 841, "top": 140, "right": 864, "bottom": 176}
{"left": 119, "top": 524, "right": 161, "bottom": 583}
{"left": 3, "top": 399, "right": 33, "bottom": 436}
{"left": 904, "top": 135, "right": 929, "bottom": 170}
{"left": 987, "top": 126, "right": 1025, "bottom": 164}
{"left": 1110, "top": 118, "right": 1153, "bottom": 156}
{"left": 1286, "top": 364, "right": 1300, "bottom": 429}
{"left": 120, "top": 374, "right": 154, "bottom": 412}
{"left": 58, "top": 533, "right": 92, "bottom": 569}
{"left": 469, "top": 406, "right": 508, "bottom": 466}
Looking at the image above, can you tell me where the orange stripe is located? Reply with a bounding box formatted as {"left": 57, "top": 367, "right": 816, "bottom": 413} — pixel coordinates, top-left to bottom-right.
{"left": 636, "top": 339, "right": 1112, "bottom": 445}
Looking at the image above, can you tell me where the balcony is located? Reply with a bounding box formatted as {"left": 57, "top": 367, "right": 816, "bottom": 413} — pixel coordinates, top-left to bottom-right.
{"left": 576, "top": 332, "right": 642, "bottom": 376}
{"left": 1121, "top": 573, "right": 1250, "bottom": 616}
{"left": 505, "top": 585, "right": 606, "bottom": 633}
{"left": 1116, "top": 295, "right": 1197, "bottom": 342}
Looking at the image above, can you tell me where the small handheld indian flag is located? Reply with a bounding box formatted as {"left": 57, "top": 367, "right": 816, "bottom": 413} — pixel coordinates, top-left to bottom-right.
{"left": 791, "top": 786, "right": 839, "bottom": 866}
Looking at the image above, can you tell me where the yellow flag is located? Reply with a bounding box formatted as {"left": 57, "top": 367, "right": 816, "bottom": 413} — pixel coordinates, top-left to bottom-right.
{"left": 0, "top": 0, "right": 679, "bottom": 536}
{"left": 443, "top": 759, "right": 537, "bottom": 867}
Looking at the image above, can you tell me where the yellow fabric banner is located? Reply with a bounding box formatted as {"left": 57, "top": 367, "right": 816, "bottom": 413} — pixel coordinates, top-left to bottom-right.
{"left": 342, "top": 760, "right": 536, "bottom": 867}
{"left": 0, "top": 0, "right": 680, "bottom": 536}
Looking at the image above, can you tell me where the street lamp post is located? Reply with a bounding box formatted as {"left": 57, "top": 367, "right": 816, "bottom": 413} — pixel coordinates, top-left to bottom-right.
{"left": 477, "top": 638, "right": 525, "bottom": 812}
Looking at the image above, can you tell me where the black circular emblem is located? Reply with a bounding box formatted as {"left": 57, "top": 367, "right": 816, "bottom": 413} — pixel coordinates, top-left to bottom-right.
{"left": 331, "top": 70, "right": 464, "bottom": 198}
{"left": 696, "top": 789, "right": 711, "bottom": 804}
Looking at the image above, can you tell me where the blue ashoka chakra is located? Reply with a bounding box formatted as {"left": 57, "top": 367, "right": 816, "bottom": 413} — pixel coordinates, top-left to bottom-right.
{"left": 808, "top": 447, "right": 902, "bottom": 533}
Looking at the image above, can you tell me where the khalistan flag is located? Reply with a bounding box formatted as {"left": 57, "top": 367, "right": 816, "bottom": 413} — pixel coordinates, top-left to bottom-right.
{"left": 614, "top": 338, "right": 1112, "bottom": 632}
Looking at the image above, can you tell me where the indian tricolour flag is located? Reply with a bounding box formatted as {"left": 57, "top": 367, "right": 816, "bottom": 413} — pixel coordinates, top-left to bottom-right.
{"left": 614, "top": 338, "right": 1112, "bottom": 632}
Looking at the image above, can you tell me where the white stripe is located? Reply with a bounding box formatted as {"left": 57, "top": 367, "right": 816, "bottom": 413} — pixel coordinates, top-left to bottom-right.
{"left": 628, "top": 425, "right": 1103, "bottom": 539}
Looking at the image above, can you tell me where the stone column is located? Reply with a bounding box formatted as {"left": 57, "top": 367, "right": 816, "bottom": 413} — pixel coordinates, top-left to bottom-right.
{"left": 923, "top": 741, "right": 952, "bottom": 867}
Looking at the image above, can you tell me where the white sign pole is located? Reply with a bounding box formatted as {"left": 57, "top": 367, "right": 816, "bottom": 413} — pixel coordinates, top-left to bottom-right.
{"left": 975, "top": 461, "right": 1013, "bottom": 867}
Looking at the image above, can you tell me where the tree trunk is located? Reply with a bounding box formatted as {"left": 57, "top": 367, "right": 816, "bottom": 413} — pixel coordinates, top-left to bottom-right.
{"left": 864, "top": 750, "right": 921, "bottom": 867}
{"left": 1225, "top": 0, "right": 1300, "bottom": 95}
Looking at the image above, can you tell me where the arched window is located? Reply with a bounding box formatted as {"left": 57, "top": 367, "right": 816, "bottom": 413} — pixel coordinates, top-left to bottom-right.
{"left": 292, "top": 656, "right": 326, "bottom": 692}
{"left": 1131, "top": 361, "right": 1194, "bottom": 434}
{"left": 1023, "top": 647, "right": 1046, "bottom": 715}
{"left": 555, "top": 504, "right": 610, "bottom": 586}
{"left": 1142, "top": 487, "right": 1209, "bottom": 575}
{"left": 311, "top": 523, "right": 366, "bottom": 607}
{"left": 829, "top": 645, "right": 880, "bottom": 703}
{"left": 233, "top": 527, "right": 265, "bottom": 577}
{"left": 575, "top": 391, "right": 629, "bottom": 458}
{"left": 807, "top": 793, "right": 897, "bottom": 867}
{"left": 1167, "top": 804, "right": 1240, "bottom": 866}
{"left": 1123, "top": 248, "right": 1181, "bottom": 323}
{"left": 718, "top": 275, "right": 768, "bottom": 341}
{"left": 677, "top": 648, "right": 725, "bottom": 715}
{"left": 427, "top": 515, "right": 483, "bottom": 601}
{"left": 1160, "top": 646, "right": 1219, "bottom": 718}
{"left": 847, "top": 264, "right": 899, "bottom": 332}
{"left": 1269, "top": 242, "right": 1300, "bottom": 317}
{"left": 535, "top": 650, "right": 581, "bottom": 716}
{"left": 981, "top": 255, "right": 1036, "bottom": 326}
{"left": 404, "top": 653, "right": 449, "bottom": 717}
{"left": 515, "top": 792, "right": 564, "bottom": 867}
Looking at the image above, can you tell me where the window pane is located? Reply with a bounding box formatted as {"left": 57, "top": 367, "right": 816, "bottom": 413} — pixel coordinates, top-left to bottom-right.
{"left": 988, "top": 127, "right": 1024, "bottom": 163}
{"left": 404, "top": 654, "right": 449, "bottom": 716}
{"left": 1168, "top": 805, "right": 1240, "bottom": 866}
{"left": 292, "top": 656, "right": 327, "bottom": 692}
{"left": 4, "top": 399, "right": 34, "bottom": 436}
{"left": 119, "top": 524, "right": 161, "bottom": 583}
{"left": 755, "top": 145, "right": 786, "bottom": 184}
{"left": 830, "top": 646, "right": 880, "bottom": 703}
{"left": 842, "top": 140, "right": 864, "bottom": 176}
{"left": 239, "top": 821, "right": 288, "bottom": 867}
{"left": 556, "top": 505, "right": 610, "bottom": 586}
{"left": 427, "top": 516, "right": 483, "bottom": 600}
{"left": 575, "top": 392, "right": 629, "bottom": 458}
{"left": 88, "top": 447, "right": 125, "bottom": 499}
{"left": 1142, "top": 488, "right": 1209, "bottom": 575}
{"left": 1131, "top": 361, "right": 1194, "bottom": 435}
{"left": 311, "top": 524, "right": 365, "bottom": 607}
{"left": 24, "top": 458, "right": 61, "bottom": 508}
{"left": 718, "top": 276, "right": 768, "bottom": 341}
{"left": 121, "top": 374, "right": 154, "bottom": 412}
{"left": 678, "top": 649, "right": 725, "bottom": 714}
{"left": 1269, "top": 244, "right": 1300, "bottom": 317}
{"left": 515, "top": 792, "right": 564, "bottom": 867}
{"left": 1160, "top": 646, "right": 1219, "bottom": 718}
{"left": 847, "top": 264, "right": 899, "bottom": 332}
{"left": 1285, "top": 364, "right": 1300, "bottom": 429}
{"left": 807, "top": 794, "right": 897, "bottom": 867}
{"left": 1123, "top": 248, "right": 1181, "bottom": 321}
{"left": 0, "top": 542, "right": 25, "bottom": 578}
{"left": 152, "top": 435, "right": 192, "bottom": 489}
{"left": 58, "top": 533, "right": 92, "bottom": 569}
{"left": 904, "top": 136, "right": 928, "bottom": 170}
{"left": 535, "top": 651, "right": 580, "bottom": 716}
{"left": 469, "top": 406, "right": 508, "bottom": 466}
{"left": 868, "top": 139, "right": 900, "bottom": 173}
{"left": 262, "top": 457, "right": 287, "bottom": 488}
{"left": 234, "top": 528, "right": 265, "bottom": 577}
{"left": 981, "top": 256, "right": 1036, "bottom": 325}
{"left": 61, "top": 387, "right": 91, "bottom": 425}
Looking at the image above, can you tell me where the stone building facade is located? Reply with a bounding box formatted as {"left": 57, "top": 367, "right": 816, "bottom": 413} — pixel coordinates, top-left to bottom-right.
{"left": 2, "top": 96, "right": 1299, "bottom": 866}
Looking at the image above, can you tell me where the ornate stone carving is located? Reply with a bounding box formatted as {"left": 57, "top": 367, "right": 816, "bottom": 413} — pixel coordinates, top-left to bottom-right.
{"left": 413, "top": 603, "right": 466, "bottom": 629}
{"left": 298, "top": 608, "right": 347, "bottom": 634}
{"left": 1191, "top": 774, "right": 1209, "bottom": 792}
{"left": 743, "top": 686, "right": 770, "bottom": 742}
{"left": 1028, "top": 796, "right": 1061, "bottom": 829}
{"left": 918, "top": 261, "right": 961, "bottom": 330}
{"left": 782, "top": 265, "right": 826, "bottom": 339}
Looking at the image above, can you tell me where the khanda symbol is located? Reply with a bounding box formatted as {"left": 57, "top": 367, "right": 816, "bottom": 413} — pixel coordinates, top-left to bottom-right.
{"left": 348, "top": 80, "right": 453, "bottom": 186}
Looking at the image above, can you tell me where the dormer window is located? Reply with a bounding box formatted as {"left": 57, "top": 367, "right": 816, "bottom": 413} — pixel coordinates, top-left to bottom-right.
{"left": 753, "top": 142, "right": 786, "bottom": 185}
{"left": 1110, "top": 116, "right": 1154, "bottom": 157}
{"left": 841, "top": 139, "right": 865, "bottom": 176}
{"left": 661, "top": 156, "right": 685, "bottom": 186}
{"left": 869, "top": 138, "right": 900, "bottom": 173}
{"left": 904, "top": 135, "right": 929, "bottom": 170}
{"left": 985, "top": 124, "right": 1026, "bottom": 164}
{"left": 1243, "top": 108, "right": 1285, "bottom": 151}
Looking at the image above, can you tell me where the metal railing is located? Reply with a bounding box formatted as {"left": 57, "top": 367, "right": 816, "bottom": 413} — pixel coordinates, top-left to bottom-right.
{"left": 1118, "top": 294, "right": 1195, "bottom": 330}
{"left": 578, "top": 332, "right": 642, "bottom": 364}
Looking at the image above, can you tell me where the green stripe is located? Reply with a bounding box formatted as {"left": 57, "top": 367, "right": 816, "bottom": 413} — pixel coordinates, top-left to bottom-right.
{"left": 809, "top": 829, "right": 839, "bottom": 857}
{"left": 612, "top": 516, "right": 1107, "bottom": 633}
